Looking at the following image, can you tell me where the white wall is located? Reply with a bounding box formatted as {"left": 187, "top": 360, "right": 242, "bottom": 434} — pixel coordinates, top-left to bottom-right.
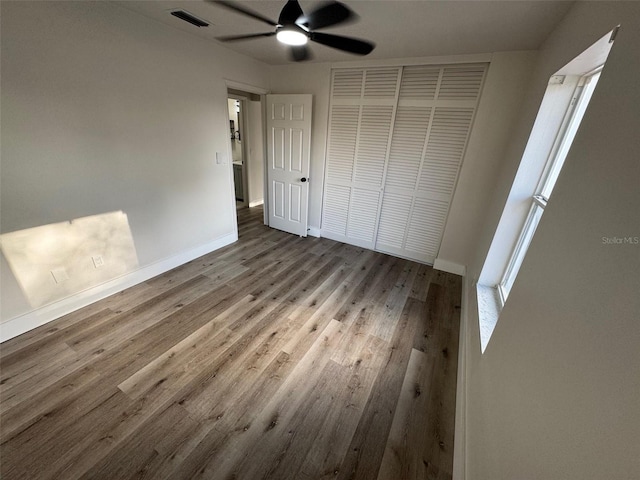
{"left": 438, "top": 51, "right": 537, "bottom": 273}
{"left": 462, "top": 2, "right": 640, "bottom": 478}
{"left": 0, "top": 1, "right": 269, "bottom": 336}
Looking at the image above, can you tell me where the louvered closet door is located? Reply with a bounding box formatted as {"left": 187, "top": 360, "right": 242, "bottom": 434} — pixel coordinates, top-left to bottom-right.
{"left": 376, "top": 64, "right": 485, "bottom": 263}
{"left": 322, "top": 68, "right": 400, "bottom": 248}
{"left": 322, "top": 64, "right": 486, "bottom": 262}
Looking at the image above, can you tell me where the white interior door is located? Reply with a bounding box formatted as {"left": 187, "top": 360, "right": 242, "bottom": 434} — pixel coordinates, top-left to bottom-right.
{"left": 266, "top": 94, "right": 312, "bottom": 236}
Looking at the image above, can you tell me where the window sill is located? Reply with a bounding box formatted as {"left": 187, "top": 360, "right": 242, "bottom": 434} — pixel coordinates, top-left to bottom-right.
{"left": 476, "top": 284, "right": 502, "bottom": 353}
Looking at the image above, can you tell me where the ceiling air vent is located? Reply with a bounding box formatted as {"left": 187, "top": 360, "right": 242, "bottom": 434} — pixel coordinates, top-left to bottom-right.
{"left": 170, "top": 10, "right": 210, "bottom": 28}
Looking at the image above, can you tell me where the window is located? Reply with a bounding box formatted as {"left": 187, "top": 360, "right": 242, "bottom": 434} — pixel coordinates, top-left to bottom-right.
{"left": 497, "top": 69, "right": 602, "bottom": 305}
{"left": 476, "top": 28, "right": 616, "bottom": 353}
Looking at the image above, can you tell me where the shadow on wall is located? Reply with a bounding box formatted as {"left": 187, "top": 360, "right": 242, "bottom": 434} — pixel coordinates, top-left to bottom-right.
{"left": 0, "top": 211, "right": 138, "bottom": 311}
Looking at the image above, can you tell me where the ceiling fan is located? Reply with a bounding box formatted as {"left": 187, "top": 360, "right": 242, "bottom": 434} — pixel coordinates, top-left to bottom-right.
{"left": 209, "top": 0, "right": 375, "bottom": 61}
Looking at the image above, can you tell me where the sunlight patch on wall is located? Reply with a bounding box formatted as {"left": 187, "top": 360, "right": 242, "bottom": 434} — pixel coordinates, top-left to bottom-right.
{"left": 0, "top": 211, "right": 138, "bottom": 309}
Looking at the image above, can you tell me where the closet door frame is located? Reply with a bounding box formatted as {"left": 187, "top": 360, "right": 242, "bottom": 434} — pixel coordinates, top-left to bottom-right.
{"left": 321, "top": 61, "right": 488, "bottom": 263}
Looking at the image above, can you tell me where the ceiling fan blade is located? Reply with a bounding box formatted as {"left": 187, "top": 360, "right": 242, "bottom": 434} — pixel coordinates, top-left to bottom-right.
{"left": 279, "top": 0, "right": 304, "bottom": 25}
{"left": 290, "top": 45, "right": 312, "bottom": 62}
{"left": 209, "top": 0, "right": 278, "bottom": 27}
{"left": 216, "top": 32, "right": 277, "bottom": 42}
{"left": 300, "top": 2, "right": 355, "bottom": 30}
{"left": 310, "top": 32, "right": 375, "bottom": 55}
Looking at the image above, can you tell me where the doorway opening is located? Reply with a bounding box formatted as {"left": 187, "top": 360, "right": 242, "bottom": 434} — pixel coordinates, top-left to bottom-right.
{"left": 227, "top": 88, "right": 266, "bottom": 235}
{"left": 227, "top": 98, "right": 245, "bottom": 210}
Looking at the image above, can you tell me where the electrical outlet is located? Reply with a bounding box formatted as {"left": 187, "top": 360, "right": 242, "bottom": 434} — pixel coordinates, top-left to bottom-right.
{"left": 92, "top": 255, "right": 105, "bottom": 268}
{"left": 216, "top": 152, "right": 227, "bottom": 165}
{"left": 51, "top": 267, "right": 69, "bottom": 284}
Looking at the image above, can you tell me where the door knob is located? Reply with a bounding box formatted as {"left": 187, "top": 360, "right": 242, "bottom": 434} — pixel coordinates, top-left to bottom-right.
{"left": 300, "top": 177, "right": 307, "bottom": 183}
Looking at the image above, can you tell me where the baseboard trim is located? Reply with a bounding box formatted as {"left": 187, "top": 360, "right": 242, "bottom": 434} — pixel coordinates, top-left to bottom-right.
{"left": 452, "top": 274, "right": 469, "bottom": 480}
{"left": 307, "top": 226, "right": 321, "bottom": 238}
{"left": 320, "top": 230, "right": 373, "bottom": 250}
{"left": 249, "top": 200, "right": 264, "bottom": 207}
{"left": 434, "top": 258, "right": 466, "bottom": 276}
{"left": 0, "top": 232, "right": 238, "bottom": 342}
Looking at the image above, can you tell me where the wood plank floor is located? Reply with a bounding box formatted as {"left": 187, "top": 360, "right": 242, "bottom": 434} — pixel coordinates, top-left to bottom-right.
{"left": 0, "top": 206, "right": 462, "bottom": 480}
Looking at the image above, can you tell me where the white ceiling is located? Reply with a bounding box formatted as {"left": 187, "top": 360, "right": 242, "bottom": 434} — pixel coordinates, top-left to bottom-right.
{"left": 115, "top": 0, "right": 575, "bottom": 65}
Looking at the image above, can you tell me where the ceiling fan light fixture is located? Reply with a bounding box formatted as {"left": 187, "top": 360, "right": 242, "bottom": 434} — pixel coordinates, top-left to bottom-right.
{"left": 276, "top": 29, "right": 308, "bottom": 46}
{"left": 214, "top": 0, "right": 375, "bottom": 61}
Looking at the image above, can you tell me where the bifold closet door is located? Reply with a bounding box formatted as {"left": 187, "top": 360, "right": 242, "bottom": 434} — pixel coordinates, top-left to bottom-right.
{"left": 376, "top": 64, "right": 485, "bottom": 263}
{"left": 322, "top": 64, "right": 486, "bottom": 262}
{"left": 321, "top": 68, "right": 399, "bottom": 249}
